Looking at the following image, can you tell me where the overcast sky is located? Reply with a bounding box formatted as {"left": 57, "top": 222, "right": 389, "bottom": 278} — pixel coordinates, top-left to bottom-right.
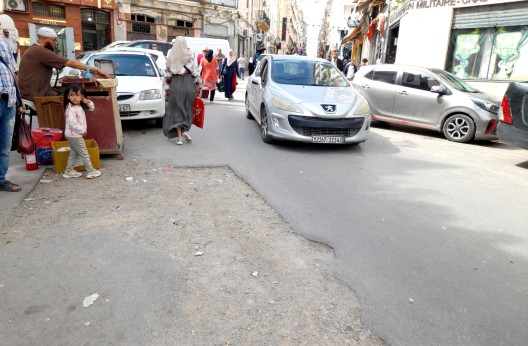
{"left": 298, "top": 0, "right": 328, "bottom": 56}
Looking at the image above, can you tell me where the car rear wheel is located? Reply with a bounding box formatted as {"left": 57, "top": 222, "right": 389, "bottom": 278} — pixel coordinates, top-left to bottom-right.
{"left": 155, "top": 117, "right": 163, "bottom": 127}
{"left": 260, "top": 106, "right": 273, "bottom": 143}
{"left": 245, "top": 94, "right": 253, "bottom": 120}
{"left": 442, "top": 114, "right": 475, "bottom": 143}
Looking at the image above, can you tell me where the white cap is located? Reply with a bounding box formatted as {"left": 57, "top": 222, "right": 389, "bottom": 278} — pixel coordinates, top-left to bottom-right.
{"left": 37, "top": 27, "right": 57, "bottom": 38}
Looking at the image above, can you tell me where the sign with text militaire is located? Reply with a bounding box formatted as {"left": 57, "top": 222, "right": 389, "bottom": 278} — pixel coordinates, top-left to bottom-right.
{"left": 390, "top": 0, "right": 526, "bottom": 23}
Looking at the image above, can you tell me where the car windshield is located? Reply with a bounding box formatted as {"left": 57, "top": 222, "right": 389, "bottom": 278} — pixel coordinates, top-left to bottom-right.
{"left": 430, "top": 68, "right": 479, "bottom": 93}
{"left": 272, "top": 60, "right": 349, "bottom": 87}
{"left": 88, "top": 54, "right": 158, "bottom": 77}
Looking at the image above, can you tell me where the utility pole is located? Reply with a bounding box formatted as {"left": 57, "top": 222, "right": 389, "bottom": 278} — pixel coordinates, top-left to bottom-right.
{"left": 382, "top": 0, "right": 392, "bottom": 63}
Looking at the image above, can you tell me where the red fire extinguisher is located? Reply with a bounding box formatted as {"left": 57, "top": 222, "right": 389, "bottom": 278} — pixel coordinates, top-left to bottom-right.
{"left": 25, "top": 150, "right": 38, "bottom": 170}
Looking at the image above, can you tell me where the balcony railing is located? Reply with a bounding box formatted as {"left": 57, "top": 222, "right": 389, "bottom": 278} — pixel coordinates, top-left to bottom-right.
{"left": 257, "top": 10, "right": 270, "bottom": 32}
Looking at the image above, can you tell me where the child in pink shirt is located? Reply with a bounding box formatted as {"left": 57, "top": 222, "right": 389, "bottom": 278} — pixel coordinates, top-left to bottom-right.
{"left": 62, "top": 84, "right": 101, "bottom": 179}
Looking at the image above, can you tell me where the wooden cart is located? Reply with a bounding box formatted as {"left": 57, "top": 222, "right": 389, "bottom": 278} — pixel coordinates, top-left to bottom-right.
{"left": 35, "top": 78, "right": 124, "bottom": 159}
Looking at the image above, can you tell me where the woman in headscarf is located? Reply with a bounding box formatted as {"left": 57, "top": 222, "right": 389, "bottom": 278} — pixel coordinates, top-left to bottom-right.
{"left": 200, "top": 49, "right": 218, "bottom": 103}
{"left": 221, "top": 49, "right": 239, "bottom": 100}
{"left": 163, "top": 36, "right": 202, "bottom": 145}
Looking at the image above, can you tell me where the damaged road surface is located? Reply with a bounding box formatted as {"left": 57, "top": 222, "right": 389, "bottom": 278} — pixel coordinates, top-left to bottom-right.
{"left": 0, "top": 161, "right": 386, "bottom": 345}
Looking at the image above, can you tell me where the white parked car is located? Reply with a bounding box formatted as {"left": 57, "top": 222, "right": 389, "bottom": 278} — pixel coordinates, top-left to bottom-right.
{"left": 85, "top": 50, "right": 166, "bottom": 125}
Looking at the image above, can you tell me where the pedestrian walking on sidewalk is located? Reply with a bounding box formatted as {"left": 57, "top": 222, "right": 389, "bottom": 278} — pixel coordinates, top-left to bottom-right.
{"left": 200, "top": 49, "right": 218, "bottom": 103}
{"left": 359, "top": 57, "right": 369, "bottom": 69}
{"left": 221, "top": 49, "right": 239, "bottom": 101}
{"left": 0, "top": 37, "right": 23, "bottom": 192}
{"left": 163, "top": 36, "right": 202, "bottom": 145}
{"left": 237, "top": 54, "right": 246, "bottom": 80}
{"left": 62, "top": 84, "right": 101, "bottom": 179}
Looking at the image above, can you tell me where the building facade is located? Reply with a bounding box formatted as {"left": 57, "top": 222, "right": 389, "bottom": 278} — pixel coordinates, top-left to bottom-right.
{"left": 3, "top": 0, "right": 247, "bottom": 58}
{"left": 3, "top": 0, "right": 308, "bottom": 63}
{"left": 4, "top": 0, "right": 117, "bottom": 59}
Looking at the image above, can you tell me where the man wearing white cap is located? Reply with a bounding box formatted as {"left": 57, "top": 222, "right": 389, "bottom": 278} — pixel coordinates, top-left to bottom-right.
{"left": 18, "top": 27, "right": 110, "bottom": 102}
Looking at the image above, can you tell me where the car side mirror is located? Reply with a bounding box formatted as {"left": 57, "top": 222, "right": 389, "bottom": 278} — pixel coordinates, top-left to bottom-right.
{"left": 251, "top": 77, "right": 262, "bottom": 85}
{"left": 431, "top": 85, "right": 446, "bottom": 94}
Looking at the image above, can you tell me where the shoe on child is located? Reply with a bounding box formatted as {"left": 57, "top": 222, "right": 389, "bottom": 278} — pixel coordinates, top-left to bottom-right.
{"left": 63, "top": 170, "right": 83, "bottom": 179}
{"left": 86, "top": 169, "right": 101, "bottom": 179}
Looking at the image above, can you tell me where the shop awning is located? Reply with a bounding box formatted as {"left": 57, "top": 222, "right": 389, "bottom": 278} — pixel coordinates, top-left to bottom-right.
{"left": 341, "top": 26, "right": 360, "bottom": 45}
{"left": 355, "top": 0, "right": 387, "bottom": 13}
{"left": 355, "top": 0, "right": 375, "bottom": 13}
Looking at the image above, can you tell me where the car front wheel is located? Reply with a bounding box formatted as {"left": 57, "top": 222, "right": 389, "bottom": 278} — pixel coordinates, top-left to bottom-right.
{"left": 442, "top": 114, "right": 475, "bottom": 143}
{"left": 260, "top": 106, "right": 273, "bottom": 143}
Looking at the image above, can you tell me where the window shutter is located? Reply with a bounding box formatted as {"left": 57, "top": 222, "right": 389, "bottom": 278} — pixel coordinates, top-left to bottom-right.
{"left": 453, "top": 3, "right": 528, "bottom": 29}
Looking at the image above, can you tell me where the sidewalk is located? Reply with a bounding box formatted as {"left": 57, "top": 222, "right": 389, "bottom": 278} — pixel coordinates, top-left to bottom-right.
{"left": 0, "top": 151, "right": 44, "bottom": 228}
{"left": 0, "top": 77, "right": 250, "bottom": 228}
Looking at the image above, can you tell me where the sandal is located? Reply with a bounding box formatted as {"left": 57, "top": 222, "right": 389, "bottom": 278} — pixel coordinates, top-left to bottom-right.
{"left": 0, "top": 180, "right": 22, "bottom": 192}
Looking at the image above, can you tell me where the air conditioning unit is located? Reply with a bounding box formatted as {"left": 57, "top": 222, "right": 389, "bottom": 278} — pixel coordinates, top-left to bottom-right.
{"left": 5, "top": 0, "right": 27, "bottom": 12}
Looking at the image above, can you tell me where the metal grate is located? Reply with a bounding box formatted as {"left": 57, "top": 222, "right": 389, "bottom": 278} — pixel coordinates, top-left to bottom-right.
{"left": 289, "top": 116, "right": 364, "bottom": 137}
{"left": 119, "top": 111, "right": 141, "bottom": 117}
{"left": 33, "top": 3, "right": 65, "bottom": 18}
{"left": 291, "top": 127, "right": 356, "bottom": 137}
{"left": 117, "top": 94, "right": 134, "bottom": 101}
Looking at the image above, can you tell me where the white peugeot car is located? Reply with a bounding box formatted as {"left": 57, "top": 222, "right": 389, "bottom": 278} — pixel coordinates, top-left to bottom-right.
{"left": 245, "top": 54, "right": 371, "bottom": 144}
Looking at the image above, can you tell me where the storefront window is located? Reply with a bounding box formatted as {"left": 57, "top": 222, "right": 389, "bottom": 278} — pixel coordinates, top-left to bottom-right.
{"left": 81, "top": 9, "right": 111, "bottom": 51}
{"left": 127, "top": 17, "right": 155, "bottom": 41}
{"left": 447, "top": 26, "right": 528, "bottom": 81}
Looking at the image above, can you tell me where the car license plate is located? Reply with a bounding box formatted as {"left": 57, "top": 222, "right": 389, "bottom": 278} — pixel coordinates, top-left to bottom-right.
{"left": 312, "top": 136, "right": 345, "bottom": 144}
{"left": 118, "top": 104, "right": 130, "bottom": 112}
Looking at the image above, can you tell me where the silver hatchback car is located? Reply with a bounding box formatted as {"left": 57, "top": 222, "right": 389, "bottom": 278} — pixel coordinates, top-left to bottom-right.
{"left": 245, "top": 55, "right": 371, "bottom": 144}
{"left": 353, "top": 64, "right": 500, "bottom": 143}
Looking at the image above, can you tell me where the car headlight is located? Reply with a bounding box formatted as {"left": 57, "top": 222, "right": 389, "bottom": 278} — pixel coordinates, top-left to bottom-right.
{"left": 271, "top": 96, "right": 303, "bottom": 113}
{"left": 353, "top": 98, "right": 370, "bottom": 115}
{"left": 139, "top": 89, "right": 162, "bottom": 100}
{"left": 472, "top": 98, "right": 499, "bottom": 114}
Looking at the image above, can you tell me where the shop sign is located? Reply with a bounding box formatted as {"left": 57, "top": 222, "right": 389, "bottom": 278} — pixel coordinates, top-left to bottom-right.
{"left": 33, "top": 18, "right": 67, "bottom": 25}
{"left": 391, "top": 0, "right": 524, "bottom": 23}
{"left": 52, "top": 0, "right": 81, "bottom": 5}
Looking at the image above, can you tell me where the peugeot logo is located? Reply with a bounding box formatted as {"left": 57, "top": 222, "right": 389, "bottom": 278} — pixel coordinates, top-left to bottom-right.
{"left": 321, "top": 104, "right": 336, "bottom": 113}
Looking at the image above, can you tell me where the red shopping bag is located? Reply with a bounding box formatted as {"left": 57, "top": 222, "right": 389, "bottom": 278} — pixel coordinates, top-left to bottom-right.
{"left": 193, "top": 97, "right": 205, "bottom": 129}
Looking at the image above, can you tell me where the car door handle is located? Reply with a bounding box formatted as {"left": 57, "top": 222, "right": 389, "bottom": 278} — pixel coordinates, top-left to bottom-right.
{"left": 361, "top": 84, "right": 370, "bottom": 89}
{"left": 398, "top": 90, "right": 408, "bottom": 95}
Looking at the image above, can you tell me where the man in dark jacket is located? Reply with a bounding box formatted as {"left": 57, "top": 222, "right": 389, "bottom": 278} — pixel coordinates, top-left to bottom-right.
{"left": 329, "top": 47, "right": 344, "bottom": 72}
